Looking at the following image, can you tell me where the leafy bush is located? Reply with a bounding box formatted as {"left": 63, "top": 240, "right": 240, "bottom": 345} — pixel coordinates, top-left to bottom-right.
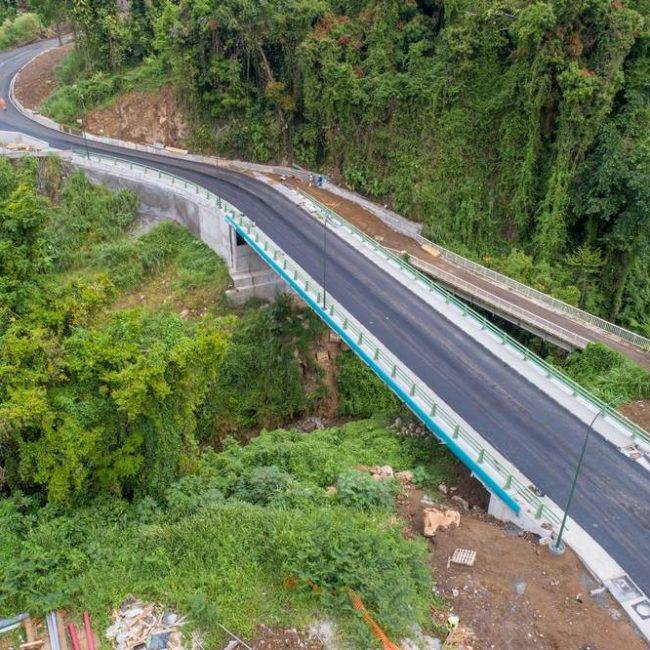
{"left": 558, "top": 343, "right": 650, "bottom": 405}
{"left": 0, "top": 12, "right": 43, "bottom": 50}
{"left": 335, "top": 350, "right": 401, "bottom": 417}
{"left": 0, "top": 417, "right": 448, "bottom": 646}
{"left": 334, "top": 470, "right": 396, "bottom": 510}
{"left": 232, "top": 465, "right": 297, "bottom": 506}
{"left": 199, "top": 295, "right": 325, "bottom": 436}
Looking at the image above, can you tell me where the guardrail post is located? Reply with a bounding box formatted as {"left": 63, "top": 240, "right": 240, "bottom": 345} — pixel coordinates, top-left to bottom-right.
{"left": 477, "top": 449, "right": 485, "bottom": 463}
{"left": 358, "top": 332, "right": 363, "bottom": 345}
{"left": 535, "top": 504, "right": 544, "bottom": 519}
{"left": 343, "top": 318, "right": 348, "bottom": 329}
{"left": 391, "top": 365, "right": 396, "bottom": 378}
{"left": 504, "top": 475, "right": 512, "bottom": 489}
{"left": 430, "top": 404, "right": 437, "bottom": 417}
{"left": 453, "top": 425, "right": 460, "bottom": 439}
{"left": 305, "top": 281, "right": 309, "bottom": 292}
{"left": 374, "top": 347, "right": 379, "bottom": 360}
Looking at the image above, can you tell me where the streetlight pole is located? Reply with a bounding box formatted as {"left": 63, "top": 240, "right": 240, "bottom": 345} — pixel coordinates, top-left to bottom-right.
{"left": 550, "top": 408, "right": 604, "bottom": 555}
{"left": 322, "top": 208, "right": 327, "bottom": 310}
{"left": 77, "top": 95, "right": 90, "bottom": 159}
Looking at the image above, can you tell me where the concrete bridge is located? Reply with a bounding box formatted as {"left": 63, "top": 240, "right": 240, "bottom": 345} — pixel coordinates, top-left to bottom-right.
{"left": 1, "top": 38, "right": 650, "bottom": 640}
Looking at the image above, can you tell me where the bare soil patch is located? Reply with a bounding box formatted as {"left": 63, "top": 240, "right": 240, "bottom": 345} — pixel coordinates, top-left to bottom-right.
{"left": 396, "top": 484, "right": 647, "bottom": 650}
{"left": 13, "top": 42, "right": 73, "bottom": 109}
{"left": 247, "top": 625, "right": 323, "bottom": 649}
{"left": 84, "top": 85, "right": 189, "bottom": 148}
{"left": 621, "top": 399, "right": 650, "bottom": 431}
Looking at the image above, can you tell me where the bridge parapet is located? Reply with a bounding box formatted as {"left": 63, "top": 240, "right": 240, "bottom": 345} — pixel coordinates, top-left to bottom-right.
{"left": 296, "top": 192, "right": 650, "bottom": 455}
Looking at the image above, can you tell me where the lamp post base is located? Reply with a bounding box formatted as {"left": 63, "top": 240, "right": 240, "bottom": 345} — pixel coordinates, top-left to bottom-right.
{"left": 549, "top": 539, "right": 566, "bottom": 556}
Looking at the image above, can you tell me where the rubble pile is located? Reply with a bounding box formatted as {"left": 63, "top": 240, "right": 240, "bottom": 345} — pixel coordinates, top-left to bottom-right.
{"left": 390, "top": 417, "right": 428, "bottom": 439}
{"left": 106, "top": 600, "right": 186, "bottom": 650}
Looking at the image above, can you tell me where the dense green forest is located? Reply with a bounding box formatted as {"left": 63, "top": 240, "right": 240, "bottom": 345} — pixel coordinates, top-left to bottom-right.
{"left": 30, "top": 0, "right": 650, "bottom": 335}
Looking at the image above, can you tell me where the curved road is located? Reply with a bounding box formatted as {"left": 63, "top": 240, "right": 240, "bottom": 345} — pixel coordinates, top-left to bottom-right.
{"left": 2, "top": 40, "right": 649, "bottom": 595}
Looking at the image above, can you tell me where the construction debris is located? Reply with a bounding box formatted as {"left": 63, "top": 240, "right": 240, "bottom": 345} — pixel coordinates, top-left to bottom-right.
{"left": 450, "top": 549, "right": 477, "bottom": 567}
{"left": 106, "top": 599, "right": 185, "bottom": 650}
{"left": 423, "top": 508, "right": 461, "bottom": 537}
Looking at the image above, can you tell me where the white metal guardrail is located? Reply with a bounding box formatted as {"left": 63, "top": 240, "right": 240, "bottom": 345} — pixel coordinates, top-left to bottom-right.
{"left": 383, "top": 246, "right": 590, "bottom": 349}
{"left": 422, "top": 239, "right": 650, "bottom": 351}
{"left": 298, "top": 192, "right": 650, "bottom": 450}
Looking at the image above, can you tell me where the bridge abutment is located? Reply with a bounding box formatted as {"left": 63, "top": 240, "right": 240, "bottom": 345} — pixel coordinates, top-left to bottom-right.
{"left": 66, "top": 160, "right": 285, "bottom": 305}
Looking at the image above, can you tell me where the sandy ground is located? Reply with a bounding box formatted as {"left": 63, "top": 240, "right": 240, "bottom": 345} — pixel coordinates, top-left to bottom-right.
{"left": 397, "top": 485, "right": 648, "bottom": 650}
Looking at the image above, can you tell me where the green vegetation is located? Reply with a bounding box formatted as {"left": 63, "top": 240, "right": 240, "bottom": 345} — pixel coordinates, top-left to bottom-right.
{"left": 49, "top": 0, "right": 649, "bottom": 336}
{"left": 556, "top": 343, "right": 650, "bottom": 406}
{"left": 0, "top": 11, "right": 43, "bottom": 50}
{"left": 336, "top": 349, "right": 401, "bottom": 417}
{"left": 0, "top": 157, "right": 324, "bottom": 503}
{"left": 1, "top": 417, "right": 456, "bottom": 646}
{"left": 41, "top": 56, "right": 172, "bottom": 126}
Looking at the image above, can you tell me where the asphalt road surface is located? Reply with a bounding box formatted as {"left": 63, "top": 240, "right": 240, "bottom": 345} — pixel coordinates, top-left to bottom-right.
{"left": 1, "top": 40, "right": 649, "bottom": 595}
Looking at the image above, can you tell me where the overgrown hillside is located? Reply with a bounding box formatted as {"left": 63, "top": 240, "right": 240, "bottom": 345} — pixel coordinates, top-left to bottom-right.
{"left": 36, "top": 0, "right": 650, "bottom": 334}
{"left": 0, "top": 155, "right": 471, "bottom": 645}
{"left": 0, "top": 156, "right": 330, "bottom": 502}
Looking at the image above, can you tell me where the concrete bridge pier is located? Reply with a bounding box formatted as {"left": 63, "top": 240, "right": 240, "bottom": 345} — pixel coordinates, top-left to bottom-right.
{"left": 487, "top": 491, "right": 550, "bottom": 539}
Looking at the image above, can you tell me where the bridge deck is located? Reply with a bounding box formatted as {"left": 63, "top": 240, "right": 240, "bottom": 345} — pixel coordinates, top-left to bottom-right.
{"left": 297, "top": 183, "right": 650, "bottom": 369}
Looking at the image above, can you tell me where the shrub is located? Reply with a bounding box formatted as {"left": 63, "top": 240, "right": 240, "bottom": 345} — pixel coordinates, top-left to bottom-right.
{"left": 232, "top": 465, "right": 297, "bottom": 506}
{"left": 0, "top": 13, "right": 43, "bottom": 50}
{"left": 335, "top": 350, "right": 401, "bottom": 416}
{"left": 559, "top": 343, "right": 650, "bottom": 405}
{"left": 334, "top": 470, "right": 396, "bottom": 510}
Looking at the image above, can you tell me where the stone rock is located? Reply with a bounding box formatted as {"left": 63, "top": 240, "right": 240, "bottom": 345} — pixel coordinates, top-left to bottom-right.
{"left": 438, "top": 484, "right": 448, "bottom": 495}
{"left": 451, "top": 495, "right": 469, "bottom": 510}
{"left": 423, "top": 507, "right": 461, "bottom": 537}
{"left": 396, "top": 470, "right": 414, "bottom": 484}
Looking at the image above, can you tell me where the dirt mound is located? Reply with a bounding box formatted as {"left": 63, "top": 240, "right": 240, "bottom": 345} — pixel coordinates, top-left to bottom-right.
{"left": 396, "top": 485, "right": 647, "bottom": 650}
{"left": 14, "top": 43, "right": 73, "bottom": 109}
{"left": 84, "top": 85, "right": 189, "bottom": 148}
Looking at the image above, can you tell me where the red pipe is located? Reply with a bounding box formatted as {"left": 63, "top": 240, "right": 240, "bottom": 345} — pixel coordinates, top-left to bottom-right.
{"left": 66, "top": 622, "right": 82, "bottom": 650}
{"left": 83, "top": 611, "right": 95, "bottom": 650}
